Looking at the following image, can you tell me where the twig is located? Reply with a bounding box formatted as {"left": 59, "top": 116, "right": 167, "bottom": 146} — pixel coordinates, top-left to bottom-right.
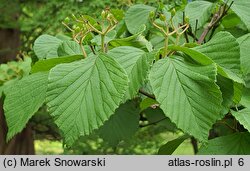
{"left": 139, "top": 89, "right": 155, "bottom": 99}
{"left": 79, "top": 36, "right": 87, "bottom": 58}
{"left": 190, "top": 137, "right": 198, "bottom": 154}
{"left": 187, "top": 28, "right": 198, "bottom": 42}
{"left": 152, "top": 22, "right": 168, "bottom": 36}
{"left": 194, "top": 19, "right": 198, "bottom": 41}
{"left": 225, "top": 1, "right": 234, "bottom": 13}
{"left": 62, "top": 22, "right": 74, "bottom": 32}
{"left": 89, "top": 45, "right": 96, "bottom": 55}
{"left": 217, "top": 120, "right": 238, "bottom": 132}
{"left": 140, "top": 117, "right": 167, "bottom": 128}
{"left": 168, "top": 24, "right": 188, "bottom": 36}
{"left": 183, "top": 12, "right": 189, "bottom": 43}
{"left": 198, "top": 1, "right": 234, "bottom": 44}
{"left": 86, "top": 21, "right": 102, "bottom": 34}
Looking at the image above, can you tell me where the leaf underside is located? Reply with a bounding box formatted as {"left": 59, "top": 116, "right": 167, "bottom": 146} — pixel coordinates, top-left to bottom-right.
{"left": 231, "top": 108, "right": 250, "bottom": 133}
{"left": 125, "top": 4, "right": 155, "bottom": 34}
{"left": 185, "top": 1, "right": 213, "bottom": 29}
{"left": 4, "top": 72, "right": 48, "bottom": 141}
{"left": 108, "top": 46, "right": 154, "bottom": 101}
{"left": 46, "top": 53, "right": 128, "bottom": 146}
{"left": 98, "top": 100, "right": 140, "bottom": 146}
{"left": 149, "top": 56, "right": 222, "bottom": 142}
{"left": 34, "top": 34, "right": 62, "bottom": 59}
{"left": 194, "top": 31, "right": 243, "bottom": 84}
{"left": 199, "top": 132, "right": 250, "bottom": 154}
{"left": 158, "top": 134, "right": 190, "bottom": 155}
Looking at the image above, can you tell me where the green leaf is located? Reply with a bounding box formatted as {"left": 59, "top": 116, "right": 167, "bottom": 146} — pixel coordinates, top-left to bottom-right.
{"left": 222, "top": 13, "right": 242, "bottom": 28}
{"left": 171, "top": 42, "right": 244, "bottom": 108}
{"left": 185, "top": 1, "right": 213, "bottom": 29}
{"left": 149, "top": 57, "right": 222, "bottom": 141}
{"left": 33, "top": 34, "right": 62, "bottom": 59}
{"left": 229, "top": 0, "right": 250, "bottom": 30}
{"left": 244, "top": 73, "right": 250, "bottom": 88}
{"left": 168, "top": 45, "right": 213, "bottom": 65}
{"left": 216, "top": 75, "right": 234, "bottom": 116}
{"left": 57, "top": 41, "right": 82, "bottom": 56}
{"left": 56, "top": 34, "right": 72, "bottom": 41}
{"left": 111, "top": 9, "right": 124, "bottom": 21}
{"left": 125, "top": 4, "right": 155, "bottom": 34}
{"left": 108, "top": 46, "right": 154, "bottom": 100}
{"left": 241, "top": 88, "right": 250, "bottom": 107}
{"left": 98, "top": 100, "right": 140, "bottom": 146}
{"left": 46, "top": 53, "right": 128, "bottom": 146}
{"left": 233, "top": 82, "right": 243, "bottom": 104}
{"left": 3, "top": 72, "right": 48, "bottom": 140}
{"left": 140, "top": 98, "right": 158, "bottom": 112}
{"left": 144, "top": 107, "right": 177, "bottom": 131}
{"left": 109, "top": 25, "right": 153, "bottom": 52}
{"left": 172, "top": 11, "right": 185, "bottom": 29}
{"left": 237, "top": 33, "right": 250, "bottom": 44}
{"left": 149, "top": 35, "right": 165, "bottom": 50}
{"left": 194, "top": 31, "right": 244, "bottom": 84}
{"left": 237, "top": 34, "right": 250, "bottom": 75}
{"left": 198, "top": 132, "right": 250, "bottom": 154}
{"left": 31, "top": 55, "right": 83, "bottom": 73}
{"left": 231, "top": 108, "right": 250, "bottom": 133}
{"left": 158, "top": 134, "right": 190, "bottom": 155}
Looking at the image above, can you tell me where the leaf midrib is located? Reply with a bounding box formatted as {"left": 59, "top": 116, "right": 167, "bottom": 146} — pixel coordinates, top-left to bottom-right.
{"left": 169, "top": 59, "right": 204, "bottom": 138}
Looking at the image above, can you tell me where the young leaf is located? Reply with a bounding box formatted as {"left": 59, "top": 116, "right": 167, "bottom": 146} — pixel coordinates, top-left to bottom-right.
{"left": 198, "top": 132, "right": 250, "bottom": 154}
{"left": 33, "top": 34, "right": 62, "bottom": 59}
{"left": 158, "top": 134, "right": 190, "bottom": 155}
{"left": 46, "top": 53, "right": 128, "bottom": 146}
{"left": 108, "top": 46, "right": 154, "bottom": 101}
{"left": 57, "top": 41, "right": 82, "bottom": 56}
{"left": 185, "top": 1, "right": 213, "bottom": 29}
{"left": 231, "top": 108, "right": 250, "bottom": 133}
{"left": 109, "top": 25, "right": 153, "bottom": 52}
{"left": 149, "top": 56, "right": 222, "bottom": 142}
{"left": 3, "top": 72, "right": 48, "bottom": 141}
{"left": 31, "top": 55, "right": 83, "bottom": 73}
{"left": 194, "top": 31, "right": 244, "bottom": 84}
{"left": 125, "top": 4, "right": 155, "bottom": 34}
{"left": 168, "top": 45, "right": 213, "bottom": 65}
{"left": 98, "top": 100, "right": 140, "bottom": 146}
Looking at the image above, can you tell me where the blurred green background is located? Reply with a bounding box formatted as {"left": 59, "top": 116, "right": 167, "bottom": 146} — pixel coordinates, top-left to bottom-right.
{"left": 35, "top": 129, "right": 193, "bottom": 155}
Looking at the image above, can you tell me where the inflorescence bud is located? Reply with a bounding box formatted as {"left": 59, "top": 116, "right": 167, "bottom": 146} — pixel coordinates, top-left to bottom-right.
{"left": 171, "top": 8, "right": 176, "bottom": 17}
{"left": 149, "top": 11, "right": 155, "bottom": 19}
{"left": 159, "top": 14, "right": 166, "bottom": 21}
{"left": 101, "top": 10, "right": 108, "bottom": 19}
{"left": 64, "top": 17, "right": 70, "bottom": 24}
